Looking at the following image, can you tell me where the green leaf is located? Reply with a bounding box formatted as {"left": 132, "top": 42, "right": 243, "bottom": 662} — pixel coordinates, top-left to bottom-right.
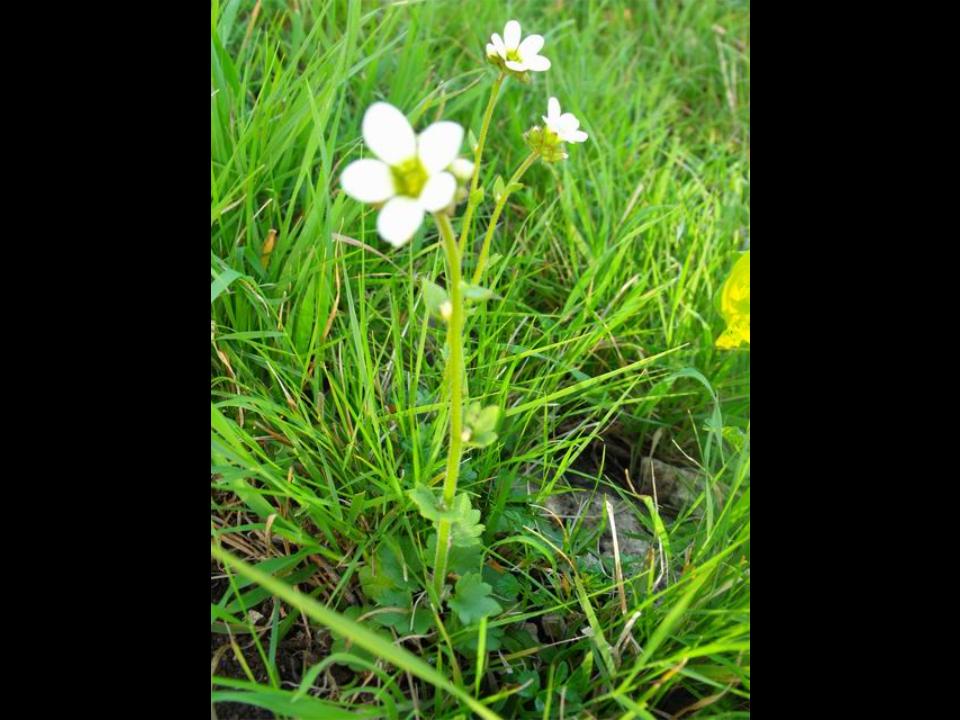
{"left": 460, "top": 282, "right": 495, "bottom": 302}
{"left": 371, "top": 609, "right": 407, "bottom": 631}
{"left": 483, "top": 566, "right": 521, "bottom": 603}
{"left": 451, "top": 516, "right": 484, "bottom": 547}
{"left": 465, "top": 430, "right": 498, "bottom": 448}
{"left": 411, "top": 606, "right": 433, "bottom": 635}
{"left": 456, "top": 622, "right": 504, "bottom": 654}
{"left": 448, "top": 572, "right": 503, "bottom": 625}
{"left": 555, "top": 661, "right": 570, "bottom": 685}
{"left": 493, "top": 175, "right": 506, "bottom": 202}
{"left": 373, "top": 606, "right": 432, "bottom": 635}
{"left": 460, "top": 463, "right": 478, "bottom": 483}
{"left": 211, "top": 267, "right": 242, "bottom": 303}
{"left": 408, "top": 485, "right": 459, "bottom": 524}
{"left": 412, "top": 489, "right": 485, "bottom": 545}
{"left": 502, "top": 625, "right": 539, "bottom": 654}
{"left": 358, "top": 565, "right": 409, "bottom": 607}
{"left": 379, "top": 540, "right": 416, "bottom": 590}
{"left": 493, "top": 178, "right": 523, "bottom": 203}
{"left": 469, "top": 188, "right": 485, "bottom": 205}
{"left": 450, "top": 541, "right": 483, "bottom": 575}
{"left": 421, "top": 278, "right": 450, "bottom": 317}
{"left": 517, "top": 669, "right": 540, "bottom": 699}
{"left": 428, "top": 533, "right": 484, "bottom": 575}
{"left": 450, "top": 494, "right": 485, "bottom": 546}
{"left": 292, "top": 275, "right": 318, "bottom": 357}
{"left": 357, "top": 543, "right": 414, "bottom": 605}
{"left": 464, "top": 402, "right": 501, "bottom": 448}
{"left": 466, "top": 403, "right": 501, "bottom": 434}
{"left": 569, "top": 651, "right": 592, "bottom": 693}
{"left": 397, "top": 536, "right": 425, "bottom": 576}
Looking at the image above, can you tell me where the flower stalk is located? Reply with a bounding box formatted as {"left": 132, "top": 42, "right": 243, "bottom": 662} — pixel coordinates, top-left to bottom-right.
{"left": 458, "top": 72, "right": 505, "bottom": 255}
{"left": 471, "top": 150, "right": 539, "bottom": 285}
{"left": 432, "top": 211, "right": 466, "bottom": 595}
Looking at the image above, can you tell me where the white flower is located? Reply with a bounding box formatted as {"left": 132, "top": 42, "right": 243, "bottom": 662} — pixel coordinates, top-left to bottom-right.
{"left": 449, "top": 158, "right": 475, "bottom": 183}
{"left": 486, "top": 20, "right": 550, "bottom": 73}
{"left": 340, "top": 102, "right": 464, "bottom": 247}
{"left": 543, "top": 97, "right": 588, "bottom": 144}
{"left": 448, "top": 157, "right": 475, "bottom": 205}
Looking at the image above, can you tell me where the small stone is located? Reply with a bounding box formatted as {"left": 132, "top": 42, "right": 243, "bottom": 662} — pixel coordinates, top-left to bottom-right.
{"left": 638, "top": 457, "right": 703, "bottom": 509}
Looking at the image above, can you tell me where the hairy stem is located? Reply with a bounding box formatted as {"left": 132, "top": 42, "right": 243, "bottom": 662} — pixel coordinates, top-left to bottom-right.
{"left": 458, "top": 72, "right": 506, "bottom": 256}
{"left": 471, "top": 150, "right": 539, "bottom": 285}
{"left": 432, "top": 211, "right": 465, "bottom": 596}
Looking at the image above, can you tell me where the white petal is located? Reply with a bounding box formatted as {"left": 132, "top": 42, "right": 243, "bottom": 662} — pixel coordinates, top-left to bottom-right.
{"left": 486, "top": 43, "right": 497, "bottom": 57}
{"left": 505, "top": 60, "right": 527, "bottom": 72}
{"left": 547, "top": 97, "right": 561, "bottom": 122}
{"left": 418, "top": 172, "right": 456, "bottom": 212}
{"left": 559, "top": 113, "right": 580, "bottom": 134}
{"left": 491, "top": 33, "right": 506, "bottom": 57}
{"left": 570, "top": 130, "right": 589, "bottom": 143}
{"left": 504, "top": 20, "right": 521, "bottom": 50}
{"left": 518, "top": 34, "right": 544, "bottom": 59}
{"left": 377, "top": 197, "right": 424, "bottom": 247}
{"left": 362, "top": 102, "right": 416, "bottom": 165}
{"left": 450, "top": 158, "right": 475, "bottom": 182}
{"left": 340, "top": 159, "right": 395, "bottom": 204}
{"left": 417, "top": 121, "right": 464, "bottom": 174}
{"left": 525, "top": 54, "right": 551, "bottom": 72}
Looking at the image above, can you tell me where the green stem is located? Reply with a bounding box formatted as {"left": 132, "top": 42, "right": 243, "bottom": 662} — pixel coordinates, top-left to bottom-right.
{"left": 471, "top": 150, "right": 539, "bottom": 285}
{"left": 458, "top": 72, "right": 506, "bottom": 256}
{"left": 433, "top": 212, "right": 465, "bottom": 596}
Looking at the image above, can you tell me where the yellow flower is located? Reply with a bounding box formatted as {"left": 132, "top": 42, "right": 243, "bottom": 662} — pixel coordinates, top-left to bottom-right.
{"left": 716, "top": 251, "right": 749, "bottom": 349}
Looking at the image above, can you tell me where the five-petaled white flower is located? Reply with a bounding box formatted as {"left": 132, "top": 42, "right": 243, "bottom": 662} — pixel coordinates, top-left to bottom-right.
{"left": 340, "top": 102, "right": 464, "bottom": 247}
{"left": 486, "top": 20, "right": 550, "bottom": 73}
{"left": 543, "top": 97, "right": 588, "bottom": 144}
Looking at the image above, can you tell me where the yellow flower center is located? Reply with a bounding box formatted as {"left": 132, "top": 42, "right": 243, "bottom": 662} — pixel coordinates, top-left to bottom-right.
{"left": 506, "top": 48, "right": 522, "bottom": 62}
{"left": 391, "top": 157, "right": 428, "bottom": 198}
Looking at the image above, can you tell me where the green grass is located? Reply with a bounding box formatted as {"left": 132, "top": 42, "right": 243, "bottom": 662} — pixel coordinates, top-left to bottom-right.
{"left": 211, "top": 0, "right": 750, "bottom": 717}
